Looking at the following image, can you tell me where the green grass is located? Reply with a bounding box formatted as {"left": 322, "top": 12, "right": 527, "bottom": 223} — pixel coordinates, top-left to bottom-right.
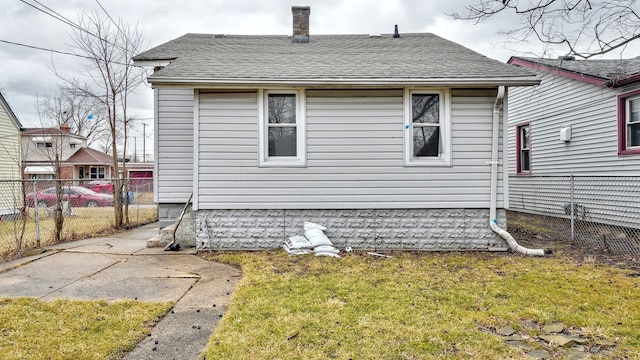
{"left": 201, "top": 251, "right": 640, "bottom": 359}
{"left": 0, "top": 297, "right": 171, "bottom": 359}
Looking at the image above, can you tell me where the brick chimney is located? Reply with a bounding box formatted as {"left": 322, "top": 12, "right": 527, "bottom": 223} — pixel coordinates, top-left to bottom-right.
{"left": 60, "top": 123, "right": 71, "bottom": 133}
{"left": 292, "top": 6, "right": 310, "bottom": 43}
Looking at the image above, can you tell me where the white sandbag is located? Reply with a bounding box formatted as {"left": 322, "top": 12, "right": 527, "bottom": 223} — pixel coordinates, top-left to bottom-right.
{"left": 303, "top": 221, "right": 327, "bottom": 231}
{"left": 283, "top": 244, "right": 313, "bottom": 256}
{"left": 304, "top": 227, "right": 333, "bottom": 247}
{"left": 313, "top": 245, "right": 340, "bottom": 254}
{"left": 285, "top": 235, "right": 312, "bottom": 250}
{"left": 315, "top": 252, "right": 340, "bottom": 258}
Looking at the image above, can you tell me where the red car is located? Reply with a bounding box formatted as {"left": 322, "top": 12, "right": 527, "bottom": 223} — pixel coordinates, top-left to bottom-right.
{"left": 81, "top": 180, "right": 114, "bottom": 193}
{"left": 28, "top": 186, "right": 114, "bottom": 208}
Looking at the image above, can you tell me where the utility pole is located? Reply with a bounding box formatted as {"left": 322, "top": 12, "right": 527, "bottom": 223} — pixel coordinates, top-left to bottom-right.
{"left": 142, "top": 122, "right": 147, "bottom": 162}
{"left": 133, "top": 137, "right": 137, "bottom": 163}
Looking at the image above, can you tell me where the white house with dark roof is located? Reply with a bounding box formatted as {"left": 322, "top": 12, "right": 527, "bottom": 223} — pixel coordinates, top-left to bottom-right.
{"left": 22, "top": 126, "right": 114, "bottom": 180}
{"left": 507, "top": 56, "right": 640, "bottom": 229}
{"left": 134, "top": 6, "right": 542, "bottom": 252}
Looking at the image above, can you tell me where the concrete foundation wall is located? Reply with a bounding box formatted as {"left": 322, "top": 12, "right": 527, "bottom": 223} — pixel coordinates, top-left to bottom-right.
{"left": 195, "top": 208, "right": 508, "bottom": 251}
{"left": 158, "top": 203, "right": 189, "bottom": 229}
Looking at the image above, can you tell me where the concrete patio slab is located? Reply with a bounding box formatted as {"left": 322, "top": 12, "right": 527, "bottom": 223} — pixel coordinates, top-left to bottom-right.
{"left": 0, "top": 223, "right": 242, "bottom": 360}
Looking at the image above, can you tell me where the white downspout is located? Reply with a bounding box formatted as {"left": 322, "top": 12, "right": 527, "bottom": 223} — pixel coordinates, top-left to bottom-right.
{"left": 490, "top": 86, "right": 547, "bottom": 256}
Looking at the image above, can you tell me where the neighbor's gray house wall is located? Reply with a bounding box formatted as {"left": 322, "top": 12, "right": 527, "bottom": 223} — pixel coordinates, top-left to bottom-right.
{"left": 508, "top": 71, "right": 640, "bottom": 175}
{"left": 180, "top": 87, "right": 509, "bottom": 250}
{"left": 507, "top": 70, "right": 640, "bottom": 228}
{"left": 156, "top": 88, "right": 194, "bottom": 228}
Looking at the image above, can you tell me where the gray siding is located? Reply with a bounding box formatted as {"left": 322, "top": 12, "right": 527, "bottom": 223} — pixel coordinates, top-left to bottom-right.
{"left": 507, "top": 70, "right": 640, "bottom": 229}
{"left": 196, "top": 88, "right": 504, "bottom": 210}
{"left": 157, "top": 88, "right": 194, "bottom": 203}
{"left": 507, "top": 72, "right": 640, "bottom": 175}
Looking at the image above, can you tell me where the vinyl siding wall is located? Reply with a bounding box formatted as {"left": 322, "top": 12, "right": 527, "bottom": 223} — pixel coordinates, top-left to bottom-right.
{"left": 507, "top": 71, "right": 640, "bottom": 228}
{"left": 0, "top": 107, "right": 20, "bottom": 180}
{"left": 508, "top": 71, "right": 640, "bottom": 175}
{"left": 194, "top": 88, "right": 503, "bottom": 210}
{"left": 156, "top": 88, "right": 194, "bottom": 203}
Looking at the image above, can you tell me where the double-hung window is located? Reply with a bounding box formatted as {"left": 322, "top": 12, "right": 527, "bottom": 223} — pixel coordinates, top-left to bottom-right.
{"left": 90, "top": 166, "right": 105, "bottom": 179}
{"left": 259, "top": 90, "right": 306, "bottom": 166}
{"left": 516, "top": 123, "right": 531, "bottom": 174}
{"left": 404, "top": 89, "right": 451, "bottom": 166}
{"left": 618, "top": 91, "right": 640, "bottom": 155}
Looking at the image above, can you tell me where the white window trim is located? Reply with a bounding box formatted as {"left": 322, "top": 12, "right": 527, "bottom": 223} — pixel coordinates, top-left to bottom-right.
{"left": 258, "top": 89, "right": 307, "bottom": 167}
{"left": 403, "top": 88, "right": 451, "bottom": 166}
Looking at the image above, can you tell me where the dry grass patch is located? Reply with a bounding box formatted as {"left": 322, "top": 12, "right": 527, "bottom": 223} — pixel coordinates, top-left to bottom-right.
{"left": 201, "top": 251, "right": 640, "bottom": 359}
{"left": 0, "top": 297, "right": 171, "bottom": 359}
{"left": 0, "top": 206, "right": 158, "bottom": 257}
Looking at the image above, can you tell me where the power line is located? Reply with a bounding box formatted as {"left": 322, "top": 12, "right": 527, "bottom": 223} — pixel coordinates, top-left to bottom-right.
{"left": 19, "top": 0, "right": 134, "bottom": 55}
{"left": 0, "top": 39, "right": 144, "bottom": 68}
{"left": 95, "top": 0, "right": 141, "bottom": 54}
{"left": 0, "top": 39, "right": 94, "bottom": 61}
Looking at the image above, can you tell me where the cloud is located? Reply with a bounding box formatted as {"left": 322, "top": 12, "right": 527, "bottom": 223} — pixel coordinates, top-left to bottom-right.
{"left": 2, "top": 0, "right": 637, "bottom": 153}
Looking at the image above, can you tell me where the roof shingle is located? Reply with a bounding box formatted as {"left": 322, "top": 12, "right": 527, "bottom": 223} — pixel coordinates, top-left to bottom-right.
{"left": 134, "top": 33, "right": 537, "bottom": 85}
{"left": 66, "top": 147, "right": 112, "bottom": 164}
{"left": 511, "top": 56, "right": 640, "bottom": 83}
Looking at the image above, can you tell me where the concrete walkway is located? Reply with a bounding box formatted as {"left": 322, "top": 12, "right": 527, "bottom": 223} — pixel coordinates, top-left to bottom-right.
{"left": 0, "top": 223, "right": 242, "bottom": 360}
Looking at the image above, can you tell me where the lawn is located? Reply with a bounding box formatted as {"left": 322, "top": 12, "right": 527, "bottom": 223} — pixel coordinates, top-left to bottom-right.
{"left": 0, "top": 297, "right": 171, "bottom": 359}
{"left": 201, "top": 251, "right": 640, "bottom": 359}
{"left": 0, "top": 204, "right": 158, "bottom": 257}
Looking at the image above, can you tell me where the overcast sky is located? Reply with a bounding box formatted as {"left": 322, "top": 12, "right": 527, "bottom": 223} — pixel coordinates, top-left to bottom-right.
{"left": 1, "top": 0, "right": 637, "bottom": 156}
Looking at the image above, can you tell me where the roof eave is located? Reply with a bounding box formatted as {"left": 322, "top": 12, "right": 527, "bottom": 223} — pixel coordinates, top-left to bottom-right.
{"left": 0, "top": 93, "right": 24, "bottom": 130}
{"left": 508, "top": 57, "right": 608, "bottom": 86}
{"left": 133, "top": 59, "right": 174, "bottom": 68}
{"left": 611, "top": 72, "right": 640, "bottom": 87}
{"left": 145, "top": 77, "right": 541, "bottom": 87}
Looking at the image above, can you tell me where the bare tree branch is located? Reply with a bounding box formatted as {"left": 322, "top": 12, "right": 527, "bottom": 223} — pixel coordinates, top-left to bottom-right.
{"left": 51, "top": 10, "right": 146, "bottom": 228}
{"left": 451, "top": 0, "right": 640, "bottom": 58}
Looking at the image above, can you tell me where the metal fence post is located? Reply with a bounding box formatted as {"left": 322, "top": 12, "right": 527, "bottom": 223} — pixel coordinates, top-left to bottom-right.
{"left": 33, "top": 180, "right": 40, "bottom": 248}
{"left": 570, "top": 174, "right": 575, "bottom": 243}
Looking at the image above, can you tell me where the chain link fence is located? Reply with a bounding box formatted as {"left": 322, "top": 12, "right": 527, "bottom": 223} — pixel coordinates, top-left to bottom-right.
{"left": 509, "top": 175, "right": 640, "bottom": 255}
{"left": 0, "top": 178, "right": 157, "bottom": 260}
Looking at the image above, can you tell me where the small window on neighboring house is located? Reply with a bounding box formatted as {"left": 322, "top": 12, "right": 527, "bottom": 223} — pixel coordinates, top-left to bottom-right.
{"left": 259, "top": 90, "right": 306, "bottom": 166}
{"left": 70, "top": 143, "right": 76, "bottom": 149}
{"left": 90, "top": 167, "right": 105, "bottom": 179}
{"left": 516, "top": 123, "right": 531, "bottom": 174}
{"left": 404, "top": 89, "right": 451, "bottom": 166}
{"left": 36, "top": 142, "right": 52, "bottom": 148}
{"left": 619, "top": 93, "right": 640, "bottom": 155}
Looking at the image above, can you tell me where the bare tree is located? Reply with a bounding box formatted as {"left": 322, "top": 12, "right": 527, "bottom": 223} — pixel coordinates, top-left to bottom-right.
{"left": 451, "top": 0, "right": 640, "bottom": 59}
{"left": 37, "top": 86, "right": 109, "bottom": 148}
{"left": 55, "top": 10, "right": 146, "bottom": 227}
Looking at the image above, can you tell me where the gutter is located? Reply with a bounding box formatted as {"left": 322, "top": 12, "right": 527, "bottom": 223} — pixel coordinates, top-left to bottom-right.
{"left": 489, "top": 86, "right": 548, "bottom": 256}
{"left": 143, "top": 77, "right": 541, "bottom": 87}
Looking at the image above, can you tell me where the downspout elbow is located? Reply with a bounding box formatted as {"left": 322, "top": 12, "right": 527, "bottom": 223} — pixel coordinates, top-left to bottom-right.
{"left": 490, "top": 219, "right": 549, "bottom": 256}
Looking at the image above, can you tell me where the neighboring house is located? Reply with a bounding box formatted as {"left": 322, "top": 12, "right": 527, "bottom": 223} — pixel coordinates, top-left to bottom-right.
{"left": 507, "top": 56, "right": 640, "bottom": 228}
{"left": 66, "top": 147, "right": 115, "bottom": 180}
{"left": 0, "top": 92, "right": 24, "bottom": 219}
{"left": 22, "top": 126, "right": 114, "bottom": 180}
{"left": 126, "top": 162, "right": 154, "bottom": 192}
{"left": 133, "top": 6, "right": 540, "bottom": 251}
{"left": 0, "top": 92, "right": 23, "bottom": 179}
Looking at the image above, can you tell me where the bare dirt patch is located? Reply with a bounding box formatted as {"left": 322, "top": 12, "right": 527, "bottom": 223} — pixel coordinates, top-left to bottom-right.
{"left": 507, "top": 211, "right": 640, "bottom": 272}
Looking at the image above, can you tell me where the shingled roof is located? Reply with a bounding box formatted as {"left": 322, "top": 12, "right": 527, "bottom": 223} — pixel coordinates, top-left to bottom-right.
{"left": 23, "top": 127, "right": 86, "bottom": 138}
{"left": 133, "top": 33, "right": 538, "bottom": 86}
{"left": 66, "top": 147, "right": 112, "bottom": 165}
{"left": 509, "top": 56, "right": 640, "bottom": 87}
